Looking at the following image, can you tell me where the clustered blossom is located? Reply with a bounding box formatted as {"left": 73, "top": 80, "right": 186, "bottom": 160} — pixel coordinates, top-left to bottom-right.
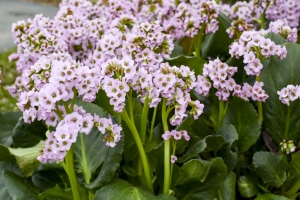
{"left": 233, "top": 81, "right": 269, "bottom": 102}
{"left": 195, "top": 58, "right": 237, "bottom": 101}
{"left": 162, "top": 0, "right": 220, "bottom": 39}
{"left": 226, "top": 19, "right": 254, "bottom": 39}
{"left": 266, "top": 0, "right": 300, "bottom": 28}
{"left": 38, "top": 106, "right": 122, "bottom": 163}
{"left": 280, "top": 139, "right": 296, "bottom": 154}
{"left": 268, "top": 20, "right": 298, "bottom": 43}
{"left": 230, "top": 30, "right": 287, "bottom": 76}
{"left": 15, "top": 53, "right": 101, "bottom": 124}
{"left": 162, "top": 130, "right": 190, "bottom": 141}
{"left": 171, "top": 155, "right": 177, "bottom": 163}
{"left": 277, "top": 85, "right": 300, "bottom": 105}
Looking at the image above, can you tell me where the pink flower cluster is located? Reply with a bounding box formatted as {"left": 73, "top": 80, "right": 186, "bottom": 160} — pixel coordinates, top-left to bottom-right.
{"left": 233, "top": 81, "right": 269, "bottom": 102}
{"left": 268, "top": 20, "right": 298, "bottom": 43}
{"left": 277, "top": 85, "right": 300, "bottom": 106}
{"left": 230, "top": 31, "right": 287, "bottom": 76}
{"left": 162, "top": 130, "right": 190, "bottom": 141}
{"left": 266, "top": 0, "right": 300, "bottom": 28}
{"left": 226, "top": 19, "right": 254, "bottom": 39}
{"left": 196, "top": 58, "right": 237, "bottom": 101}
{"left": 38, "top": 106, "right": 121, "bottom": 163}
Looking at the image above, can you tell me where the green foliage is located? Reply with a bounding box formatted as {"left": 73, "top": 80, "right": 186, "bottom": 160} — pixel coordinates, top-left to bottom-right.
{"left": 261, "top": 43, "right": 300, "bottom": 144}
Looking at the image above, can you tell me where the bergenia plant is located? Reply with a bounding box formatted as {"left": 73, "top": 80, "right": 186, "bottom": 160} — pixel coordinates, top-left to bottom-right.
{"left": 1, "top": 0, "right": 300, "bottom": 199}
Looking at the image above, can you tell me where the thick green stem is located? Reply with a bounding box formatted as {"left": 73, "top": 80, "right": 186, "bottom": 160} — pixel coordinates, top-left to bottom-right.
{"left": 162, "top": 98, "right": 171, "bottom": 194}
{"left": 62, "top": 145, "right": 81, "bottom": 200}
{"left": 285, "top": 175, "right": 300, "bottom": 198}
{"left": 70, "top": 88, "right": 78, "bottom": 113}
{"left": 256, "top": 75, "right": 264, "bottom": 123}
{"left": 149, "top": 106, "right": 158, "bottom": 141}
{"left": 127, "top": 90, "right": 134, "bottom": 120}
{"left": 62, "top": 101, "right": 70, "bottom": 114}
{"left": 0, "top": 85, "right": 17, "bottom": 104}
{"left": 260, "top": 12, "right": 266, "bottom": 29}
{"left": 88, "top": 190, "right": 94, "bottom": 200}
{"left": 257, "top": 101, "right": 263, "bottom": 123}
{"left": 140, "top": 95, "right": 150, "bottom": 143}
{"left": 284, "top": 106, "right": 291, "bottom": 138}
{"left": 121, "top": 110, "right": 154, "bottom": 193}
{"left": 218, "top": 100, "right": 225, "bottom": 128}
{"left": 194, "top": 25, "right": 205, "bottom": 58}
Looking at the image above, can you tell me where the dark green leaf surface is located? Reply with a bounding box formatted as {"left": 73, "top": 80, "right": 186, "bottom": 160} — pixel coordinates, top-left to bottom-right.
{"left": 223, "top": 96, "right": 260, "bottom": 153}
{"left": 38, "top": 185, "right": 73, "bottom": 200}
{"left": 201, "top": 12, "right": 233, "bottom": 60}
{"left": 261, "top": 43, "right": 300, "bottom": 144}
{"left": 12, "top": 118, "right": 47, "bottom": 148}
{"left": 94, "top": 179, "right": 176, "bottom": 200}
{"left": 218, "top": 172, "right": 236, "bottom": 200}
{"left": 174, "top": 157, "right": 227, "bottom": 200}
{"left": 255, "top": 193, "right": 290, "bottom": 200}
{"left": 2, "top": 170, "right": 40, "bottom": 200}
{"left": 74, "top": 100, "right": 123, "bottom": 189}
{"left": 0, "top": 111, "right": 22, "bottom": 146}
{"left": 178, "top": 135, "right": 225, "bottom": 163}
{"left": 237, "top": 175, "right": 259, "bottom": 198}
{"left": 165, "top": 55, "right": 206, "bottom": 76}
{"left": 253, "top": 151, "right": 288, "bottom": 187}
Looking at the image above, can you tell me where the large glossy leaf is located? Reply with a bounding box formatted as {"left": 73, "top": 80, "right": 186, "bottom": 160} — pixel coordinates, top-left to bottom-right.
{"left": 283, "top": 151, "right": 300, "bottom": 191}
{"left": 94, "top": 179, "right": 176, "bottom": 200}
{"left": 12, "top": 118, "right": 47, "bottom": 148}
{"left": 216, "top": 124, "right": 238, "bottom": 145}
{"left": 178, "top": 135, "right": 225, "bottom": 163}
{"left": 0, "top": 111, "right": 22, "bottom": 146}
{"left": 223, "top": 96, "right": 261, "bottom": 153}
{"left": 218, "top": 172, "right": 236, "bottom": 200}
{"left": 165, "top": 55, "right": 206, "bottom": 76}
{"left": 255, "top": 193, "right": 290, "bottom": 200}
{"left": 74, "top": 100, "right": 123, "bottom": 188}
{"left": 253, "top": 151, "right": 288, "bottom": 188}
{"left": 216, "top": 144, "right": 238, "bottom": 171}
{"left": 2, "top": 170, "right": 40, "bottom": 200}
{"left": 95, "top": 90, "right": 121, "bottom": 123}
{"left": 38, "top": 185, "right": 73, "bottom": 200}
{"left": 32, "top": 170, "right": 65, "bottom": 191}
{"left": 201, "top": 12, "right": 233, "bottom": 60}
{"left": 174, "top": 157, "right": 227, "bottom": 200}
{"left": 237, "top": 175, "right": 259, "bottom": 198}
{"left": 8, "top": 141, "right": 44, "bottom": 177}
{"left": 261, "top": 43, "right": 300, "bottom": 144}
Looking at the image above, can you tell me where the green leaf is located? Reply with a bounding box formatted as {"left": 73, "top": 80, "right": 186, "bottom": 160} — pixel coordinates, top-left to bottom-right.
{"left": 218, "top": 172, "right": 236, "bottom": 200}
{"left": 165, "top": 55, "right": 206, "bottom": 76}
{"left": 285, "top": 151, "right": 300, "bottom": 190}
{"left": 8, "top": 141, "right": 44, "bottom": 177}
{"left": 201, "top": 12, "right": 233, "bottom": 60}
{"left": 237, "top": 175, "right": 259, "bottom": 198}
{"left": 216, "top": 124, "right": 238, "bottom": 145}
{"left": 178, "top": 135, "right": 225, "bottom": 163}
{"left": 264, "top": 32, "right": 287, "bottom": 45}
{"left": 74, "top": 100, "right": 123, "bottom": 188}
{"left": 0, "top": 112, "right": 22, "bottom": 146}
{"left": 174, "top": 157, "right": 227, "bottom": 200}
{"left": 216, "top": 144, "right": 238, "bottom": 171}
{"left": 94, "top": 179, "right": 176, "bottom": 200}
{"left": 223, "top": 96, "right": 261, "bottom": 153}
{"left": 121, "top": 165, "right": 138, "bottom": 177}
{"left": 255, "top": 193, "right": 290, "bottom": 200}
{"left": 0, "top": 170, "right": 12, "bottom": 200}
{"left": 38, "top": 185, "right": 73, "bottom": 200}
{"left": 253, "top": 151, "right": 288, "bottom": 187}
{"left": 2, "top": 170, "right": 40, "bottom": 200}
{"left": 261, "top": 43, "right": 300, "bottom": 144}
{"left": 12, "top": 118, "right": 47, "bottom": 148}
{"left": 32, "top": 170, "right": 65, "bottom": 191}
{"left": 95, "top": 90, "right": 121, "bottom": 123}
{"left": 181, "top": 159, "right": 210, "bottom": 182}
